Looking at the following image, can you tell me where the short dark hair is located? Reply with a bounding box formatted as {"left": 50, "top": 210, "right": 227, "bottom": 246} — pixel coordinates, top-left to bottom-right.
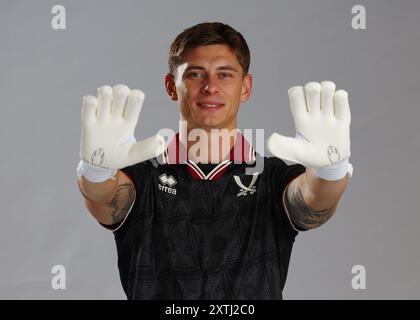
{"left": 168, "top": 22, "right": 250, "bottom": 77}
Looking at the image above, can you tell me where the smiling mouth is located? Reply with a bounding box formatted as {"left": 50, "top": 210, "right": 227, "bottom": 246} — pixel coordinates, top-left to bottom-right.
{"left": 197, "top": 103, "right": 225, "bottom": 110}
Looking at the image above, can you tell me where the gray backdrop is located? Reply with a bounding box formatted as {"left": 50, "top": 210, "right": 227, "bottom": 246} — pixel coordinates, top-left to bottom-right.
{"left": 0, "top": 0, "right": 419, "bottom": 299}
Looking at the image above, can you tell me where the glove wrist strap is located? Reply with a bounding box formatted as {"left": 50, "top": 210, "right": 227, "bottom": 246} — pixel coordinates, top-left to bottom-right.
{"left": 77, "top": 160, "right": 117, "bottom": 183}
{"left": 314, "top": 159, "right": 353, "bottom": 181}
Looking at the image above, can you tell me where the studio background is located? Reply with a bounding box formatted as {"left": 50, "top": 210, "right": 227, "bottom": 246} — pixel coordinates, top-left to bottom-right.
{"left": 0, "top": 0, "right": 419, "bottom": 299}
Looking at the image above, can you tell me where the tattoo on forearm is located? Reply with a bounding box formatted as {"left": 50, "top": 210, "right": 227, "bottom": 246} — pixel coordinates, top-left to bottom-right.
{"left": 284, "top": 182, "right": 335, "bottom": 230}
{"left": 106, "top": 183, "right": 135, "bottom": 224}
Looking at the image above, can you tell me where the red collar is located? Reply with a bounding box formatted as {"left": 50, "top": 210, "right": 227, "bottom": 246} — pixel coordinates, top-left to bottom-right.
{"left": 162, "top": 131, "right": 255, "bottom": 180}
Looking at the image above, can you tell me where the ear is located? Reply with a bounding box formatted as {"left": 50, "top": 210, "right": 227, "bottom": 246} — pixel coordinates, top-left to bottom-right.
{"left": 240, "top": 74, "right": 253, "bottom": 103}
{"left": 164, "top": 73, "right": 178, "bottom": 101}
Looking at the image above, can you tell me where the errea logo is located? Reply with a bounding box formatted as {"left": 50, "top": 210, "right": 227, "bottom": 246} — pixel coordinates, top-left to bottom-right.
{"left": 159, "top": 173, "right": 177, "bottom": 195}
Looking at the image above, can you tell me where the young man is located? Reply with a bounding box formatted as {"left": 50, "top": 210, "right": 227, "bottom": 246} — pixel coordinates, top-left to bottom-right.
{"left": 77, "top": 22, "right": 352, "bottom": 299}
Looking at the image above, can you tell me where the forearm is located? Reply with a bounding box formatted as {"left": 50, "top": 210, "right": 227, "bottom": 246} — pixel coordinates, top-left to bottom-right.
{"left": 284, "top": 168, "right": 349, "bottom": 230}
{"left": 300, "top": 168, "right": 349, "bottom": 211}
{"left": 77, "top": 172, "right": 120, "bottom": 203}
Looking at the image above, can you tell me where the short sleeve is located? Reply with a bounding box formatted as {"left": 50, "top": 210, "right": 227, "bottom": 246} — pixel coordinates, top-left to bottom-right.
{"left": 264, "top": 157, "right": 306, "bottom": 237}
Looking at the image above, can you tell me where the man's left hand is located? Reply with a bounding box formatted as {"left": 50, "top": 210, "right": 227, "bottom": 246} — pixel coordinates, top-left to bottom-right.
{"left": 267, "top": 81, "right": 353, "bottom": 181}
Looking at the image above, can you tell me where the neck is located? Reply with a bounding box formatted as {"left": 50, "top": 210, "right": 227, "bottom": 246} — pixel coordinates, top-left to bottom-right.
{"left": 182, "top": 126, "right": 239, "bottom": 164}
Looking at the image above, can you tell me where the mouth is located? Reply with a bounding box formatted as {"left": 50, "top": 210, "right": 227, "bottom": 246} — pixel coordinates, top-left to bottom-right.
{"left": 197, "top": 102, "right": 225, "bottom": 111}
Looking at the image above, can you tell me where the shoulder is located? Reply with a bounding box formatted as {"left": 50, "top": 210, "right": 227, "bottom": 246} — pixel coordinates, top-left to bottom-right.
{"left": 253, "top": 154, "right": 304, "bottom": 173}
{"left": 262, "top": 156, "right": 288, "bottom": 167}
{"left": 120, "top": 157, "right": 160, "bottom": 183}
{"left": 255, "top": 155, "right": 306, "bottom": 186}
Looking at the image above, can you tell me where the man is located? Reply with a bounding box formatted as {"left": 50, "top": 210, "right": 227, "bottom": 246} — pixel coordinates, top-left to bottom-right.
{"left": 77, "top": 22, "right": 352, "bottom": 299}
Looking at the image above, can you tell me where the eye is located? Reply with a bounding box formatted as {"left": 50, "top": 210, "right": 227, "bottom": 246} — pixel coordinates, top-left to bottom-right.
{"left": 220, "top": 72, "right": 232, "bottom": 79}
{"left": 187, "top": 72, "right": 203, "bottom": 79}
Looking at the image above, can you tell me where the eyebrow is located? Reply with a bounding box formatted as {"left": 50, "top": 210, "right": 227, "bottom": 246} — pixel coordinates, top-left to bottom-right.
{"left": 184, "top": 65, "right": 239, "bottom": 73}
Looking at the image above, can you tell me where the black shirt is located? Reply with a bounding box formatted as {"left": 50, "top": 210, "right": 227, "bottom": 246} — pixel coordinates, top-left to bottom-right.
{"left": 114, "top": 151, "right": 306, "bottom": 299}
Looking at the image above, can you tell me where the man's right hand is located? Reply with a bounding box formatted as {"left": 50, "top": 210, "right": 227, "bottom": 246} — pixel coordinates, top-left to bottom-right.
{"left": 80, "top": 84, "right": 165, "bottom": 170}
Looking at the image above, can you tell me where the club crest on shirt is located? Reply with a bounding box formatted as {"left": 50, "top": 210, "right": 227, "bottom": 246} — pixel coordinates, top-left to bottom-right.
{"left": 234, "top": 174, "right": 258, "bottom": 197}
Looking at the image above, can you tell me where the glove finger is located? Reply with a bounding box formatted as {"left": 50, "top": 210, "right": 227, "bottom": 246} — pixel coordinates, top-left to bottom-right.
{"left": 97, "top": 85, "right": 113, "bottom": 121}
{"left": 304, "top": 82, "right": 321, "bottom": 116}
{"left": 82, "top": 95, "right": 98, "bottom": 126}
{"left": 127, "top": 134, "right": 166, "bottom": 165}
{"left": 266, "top": 132, "right": 306, "bottom": 165}
{"left": 334, "top": 90, "right": 351, "bottom": 124}
{"left": 288, "top": 86, "right": 308, "bottom": 122}
{"left": 321, "top": 81, "right": 336, "bottom": 117}
{"left": 112, "top": 84, "right": 130, "bottom": 118}
{"left": 124, "top": 89, "right": 145, "bottom": 125}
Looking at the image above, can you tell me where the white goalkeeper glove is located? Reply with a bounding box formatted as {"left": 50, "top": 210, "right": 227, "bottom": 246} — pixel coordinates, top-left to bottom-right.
{"left": 267, "top": 81, "right": 353, "bottom": 181}
{"left": 78, "top": 84, "right": 165, "bottom": 183}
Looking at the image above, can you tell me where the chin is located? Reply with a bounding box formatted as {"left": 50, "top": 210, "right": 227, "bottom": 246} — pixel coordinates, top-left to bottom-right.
{"left": 201, "top": 119, "right": 225, "bottom": 129}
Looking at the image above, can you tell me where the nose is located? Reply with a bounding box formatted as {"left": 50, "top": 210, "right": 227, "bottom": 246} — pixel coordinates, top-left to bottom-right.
{"left": 202, "top": 74, "right": 220, "bottom": 95}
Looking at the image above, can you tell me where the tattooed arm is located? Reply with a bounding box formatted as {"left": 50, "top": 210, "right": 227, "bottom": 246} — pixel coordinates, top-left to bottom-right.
{"left": 283, "top": 168, "right": 349, "bottom": 230}
{"left": 77, "top": 170, "right": 136, "bottom": 226}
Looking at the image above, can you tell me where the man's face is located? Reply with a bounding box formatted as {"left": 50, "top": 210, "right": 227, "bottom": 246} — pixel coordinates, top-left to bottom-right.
{"left": 165, "top": 44, "right": 252, "bottom": 132}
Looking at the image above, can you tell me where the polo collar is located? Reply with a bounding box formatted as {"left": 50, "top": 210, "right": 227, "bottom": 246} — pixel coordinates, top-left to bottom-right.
{"left": 162, "top": 131, "right": 255, "bottom": 180}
